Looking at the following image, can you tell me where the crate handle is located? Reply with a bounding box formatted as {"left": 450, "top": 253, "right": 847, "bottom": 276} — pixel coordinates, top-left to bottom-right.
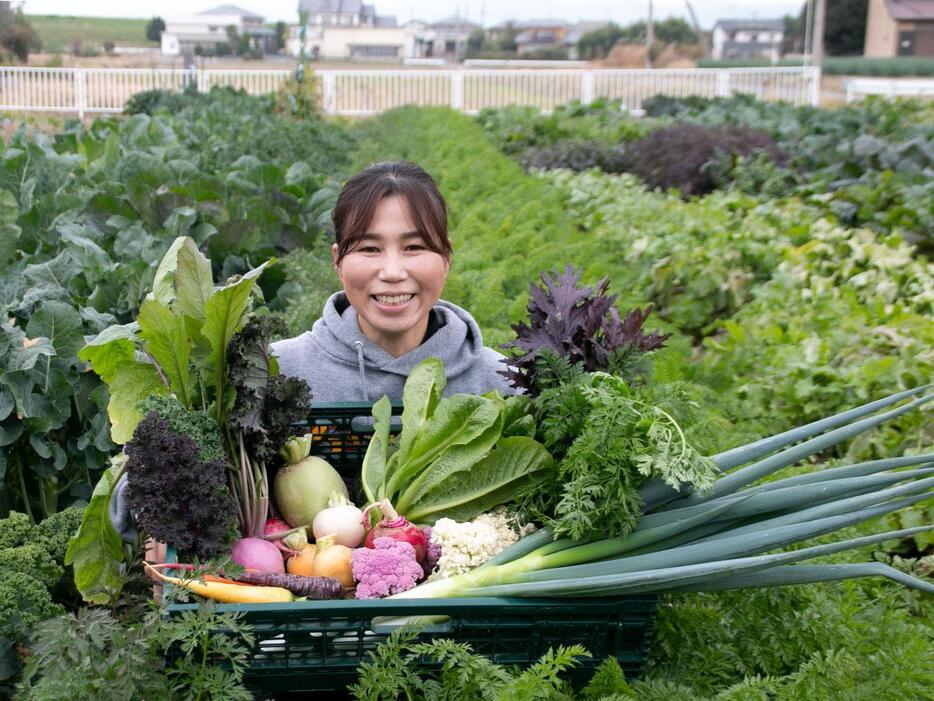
{"left": 350, "top": 415, "right": 404, "bottom": 434}
{"left": 370, "top": 614, "right": 453, "bottom": 634}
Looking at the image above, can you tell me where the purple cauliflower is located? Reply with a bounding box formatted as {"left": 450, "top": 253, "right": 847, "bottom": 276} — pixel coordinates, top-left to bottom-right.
{"left": 421, "top": 526, "right": 442, "bottom": 579}
{"left": 351, "top": 537, "right": 424, "bottom": 599}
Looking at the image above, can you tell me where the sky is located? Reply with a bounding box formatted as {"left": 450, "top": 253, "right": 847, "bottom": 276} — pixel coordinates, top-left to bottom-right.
{"left": 19, "top": 0, "right": 807, "bottom": 29}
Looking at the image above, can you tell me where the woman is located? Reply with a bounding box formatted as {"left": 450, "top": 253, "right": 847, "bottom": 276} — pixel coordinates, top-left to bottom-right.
{"left": 113, "top": 161, "right": 511, "bottom": 543}
{"left": 271, "top": 160, "right": 512, "bottom": 401}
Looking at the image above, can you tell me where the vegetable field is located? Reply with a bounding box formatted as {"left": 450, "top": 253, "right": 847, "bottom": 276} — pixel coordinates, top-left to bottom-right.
{"left": 1, "top": 88, "right": 932, "bottom": 699}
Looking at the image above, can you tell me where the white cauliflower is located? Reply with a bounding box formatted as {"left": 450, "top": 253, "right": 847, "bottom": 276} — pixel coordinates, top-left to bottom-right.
{"left": 428, "top": 507, "right": 536, "bottom": 581}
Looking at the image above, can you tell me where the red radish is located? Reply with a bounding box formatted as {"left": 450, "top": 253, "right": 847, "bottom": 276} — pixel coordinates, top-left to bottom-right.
{"left": 263, "top": 518, "right": 307, "bottom": 555}
{"left": 231, "top": 537, "right": 285, "bottom": 574}
{"left": 361, "top": 499, "right": 428, "bottom": 561}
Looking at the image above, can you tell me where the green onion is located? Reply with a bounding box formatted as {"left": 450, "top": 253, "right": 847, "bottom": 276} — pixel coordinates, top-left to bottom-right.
{"left": 392, "top": 387, "right": 933, "bottom": 600}
{"left": 642, "top": 468, "right": 934, "bottom": 529}
{"left": 711, "top": 385, "right": 930, "bottom": 471}
{"left": 663, "top": 563, "right": 934, "bottom": 594}
{"left": 678, "top": 392, "right": 933, "bottom": 505}
{"left": 638, "top": 387, "right": 932, "bottom": 509}
{"left": 450, "top": 526, "right": 934, "bottom": 598}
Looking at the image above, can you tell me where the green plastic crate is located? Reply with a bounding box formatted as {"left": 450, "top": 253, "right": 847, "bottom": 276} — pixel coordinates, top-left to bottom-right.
{"left": 165, "top": 402, "right": 658, "bottom": 695}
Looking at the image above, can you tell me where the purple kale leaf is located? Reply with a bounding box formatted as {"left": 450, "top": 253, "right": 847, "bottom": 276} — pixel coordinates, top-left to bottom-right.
{"left": 125, "top": 413, "right": 239, "bottom": 559}
{"left": 502, "top": 266, "right": 670, "bottom": 395}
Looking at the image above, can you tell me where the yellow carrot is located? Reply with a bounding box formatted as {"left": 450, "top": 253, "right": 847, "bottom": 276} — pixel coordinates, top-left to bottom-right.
{"left": 144, "top": 562, "right": 293, "bottom": 604}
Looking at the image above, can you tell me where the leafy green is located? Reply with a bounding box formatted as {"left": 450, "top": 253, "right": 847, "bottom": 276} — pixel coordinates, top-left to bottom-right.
{"left": 521, "top": 369, "right": 718, "bottom": 541}
{"left": 502, "top": 265, "right": 669, "bottom": 395}
{"left": 124, "top": 413, "right": 238, "bottom": 559}
{"left": 366, "top": 359, "right": 551, "bottom": 523}
{"left": 64, "top": 459, "right": 127, "bottom": 605}
{"left": 361, "top": 395, "right": 393, "bottom": 504}
{"left": 349, "top": 626, "right": 592, "bottom": 701}
{"left": 406, "top": 437, "right": 554, "bottom": 523}
{"left": 136, "top": 395, "right": 225, "bottom": 463}
{"left": 16, "top": 603, "right": 255, "bottom": 701}
{"left": 226, "top": 315, "right": 312, "bottom": 464}
{"left": 1, "top": 90, "right": 348, "bottom": 519}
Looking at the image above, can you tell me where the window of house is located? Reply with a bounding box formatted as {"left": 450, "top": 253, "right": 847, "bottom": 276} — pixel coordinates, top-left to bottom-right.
{"left": 898, "top": 31, "right": 915, "bottom": 56}
{"left": 350, "top": 44, "right": 400, "bottom": 57}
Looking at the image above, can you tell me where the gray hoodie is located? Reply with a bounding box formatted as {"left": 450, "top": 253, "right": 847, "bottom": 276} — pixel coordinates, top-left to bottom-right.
{"left": 270, "top": 292, "right": 514, "bottom": 401}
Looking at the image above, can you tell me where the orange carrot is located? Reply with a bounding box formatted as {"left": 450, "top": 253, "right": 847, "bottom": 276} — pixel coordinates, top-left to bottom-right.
{"left": 144, "top": 562, "right": 293, "bottom": 604}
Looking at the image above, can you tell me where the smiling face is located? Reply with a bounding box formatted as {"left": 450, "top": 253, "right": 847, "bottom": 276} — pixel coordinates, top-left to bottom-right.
{"left": 333, "top": 194, "right": 450, "bottom": 358}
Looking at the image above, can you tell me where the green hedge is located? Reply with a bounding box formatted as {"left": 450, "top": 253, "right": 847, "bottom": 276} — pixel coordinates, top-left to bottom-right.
{"left": 697, "top": 56, "right": 934, "bottom": 76}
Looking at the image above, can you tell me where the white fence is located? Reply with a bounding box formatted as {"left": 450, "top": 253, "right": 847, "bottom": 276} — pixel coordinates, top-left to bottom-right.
{"left": 845, "top": 77, "right": 934, "bottom": 103}
{"left": 0, "top": 66, "right": 821, "bottom": 117}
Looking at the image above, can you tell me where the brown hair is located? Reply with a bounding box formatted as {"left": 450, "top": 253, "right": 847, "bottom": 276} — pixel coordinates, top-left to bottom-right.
{"left": 331, "top": 161, "right": 452, "bottom": 263}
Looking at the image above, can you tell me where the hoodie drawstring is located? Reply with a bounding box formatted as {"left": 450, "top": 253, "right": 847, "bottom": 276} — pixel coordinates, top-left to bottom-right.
{"left": 354, "top": 341, "right": 370, "bottom": 401}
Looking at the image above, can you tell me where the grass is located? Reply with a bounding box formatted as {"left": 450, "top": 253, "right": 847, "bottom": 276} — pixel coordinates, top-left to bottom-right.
{"left": 26, "top": 15, "right": 156, "bottom": 52}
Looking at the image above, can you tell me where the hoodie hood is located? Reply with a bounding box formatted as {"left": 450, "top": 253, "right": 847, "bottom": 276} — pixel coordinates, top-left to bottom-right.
{"left": 318, "top": 292, "right": 483, "bottom": 386}
{"left": 271, "top": 292, "right": 511, "bottom": 402}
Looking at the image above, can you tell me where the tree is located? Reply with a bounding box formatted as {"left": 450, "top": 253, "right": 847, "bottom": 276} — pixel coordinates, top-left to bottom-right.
{"left": 578, "top": 17, "right": 698, "bottom": 58}
{"left": 655, "top": 18, "right": 698, "bottom": 45}
{"left": 782, "top": 13, "right": 805, "bottom": 54}
{"left": 0, "top": 2, "right": 40, "bottom": 62}
{"left": 796, "top": 0, "right": 868, "bottom": 56}
{"left": 146, "top": 16, "right": 165, "bottom": 43}
{"left": 275, "top": 21, "right": 287, "bottom": 52}
{"left": 226, "top": 24, "right": 241, "bottom": 55}
{"left": 465, "top": 28, "right": 485, "bottom": 57}
{"left": 577, "top": 23, "right": 624, "bottom": 59}
{"left": 824, "top": 0, "right": 868, "bottom": 55}
{"left": 496, "top": 22, "right": 519, "bottom": 52}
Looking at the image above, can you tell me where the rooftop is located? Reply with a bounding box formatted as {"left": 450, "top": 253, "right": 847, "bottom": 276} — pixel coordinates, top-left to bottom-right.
{"left": 885, "top": 0, "right": 934, "bottom": 21}
{"left": 713, "top": 18, "right": 785, "bottom": 32}
{"left": 198, "top": 4, "right": 264, "bottom": 21}
{"left": 299, "top": 0, "right": 364, "bottom": 14}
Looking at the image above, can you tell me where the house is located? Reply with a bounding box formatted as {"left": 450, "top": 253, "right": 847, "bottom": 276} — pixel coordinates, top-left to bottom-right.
{"left": 161, "top": 4, "right": 278, "bottom": 55}
{"left": 298, "top": 0, "right": 396, "bottom": 28}
{"left": 503, "top": 19, "right": 606, "bottom": 59}
{"left": 290, "top": 0, "right": 433, "bottom": 60}
{"left": 711, "top": 19, "right": 784, "bottom": 61}
{"left": 513, "top": 19, "right": 570, "bottom": 56}
{"left": 430, "top": 16, "right": 481, "bottom": 60}
{"left": 288, "top": 20, "right": 433, "bottom": 61}
{"left": 865, "top": 0, "right": 934, "bottom": 57}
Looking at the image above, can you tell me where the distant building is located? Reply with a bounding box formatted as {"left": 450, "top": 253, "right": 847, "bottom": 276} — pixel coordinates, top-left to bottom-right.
{"left": 290, "top": 0, "right": 443, "bottom": 60}
{"left": 298, "top": 0, "right": 396, "bottom": 28}
{"left": 711, "top": 19, "right": 784, "bottom": 61}
{"left": 493, "top": 19, "right": 606, "bottom": 59}
{"left": 288, "top": 20, "right": 433, "bottom": 61}
{"left": 430, "top": 16, "right": 481, "bottom": 60}
{"left": 865, "top": 0, "right": 934, "bottom": 57}
{"left": 161, "top": 4, "right": 277, "bottom": 55}
{"left": 513, "top": 19, "right": 569, "bottom": 56}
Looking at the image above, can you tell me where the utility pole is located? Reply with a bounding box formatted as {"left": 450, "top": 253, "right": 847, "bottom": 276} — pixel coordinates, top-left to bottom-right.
{"left": 803, "top": 0, "right": 814, "bottom": 66}
{"left": 645, "top": 0, "right": 654, "bottom": 68}
{"left": 684, "top": 0, "right": 709, "bottom": 58}
{"left": 812, "top": 0, "right": 826, "bottom": 67}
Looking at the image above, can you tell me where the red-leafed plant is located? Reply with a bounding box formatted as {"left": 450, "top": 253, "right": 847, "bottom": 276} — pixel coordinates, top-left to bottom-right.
{"left": 501, "top": 266, "right": 670, "bottom": 396}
